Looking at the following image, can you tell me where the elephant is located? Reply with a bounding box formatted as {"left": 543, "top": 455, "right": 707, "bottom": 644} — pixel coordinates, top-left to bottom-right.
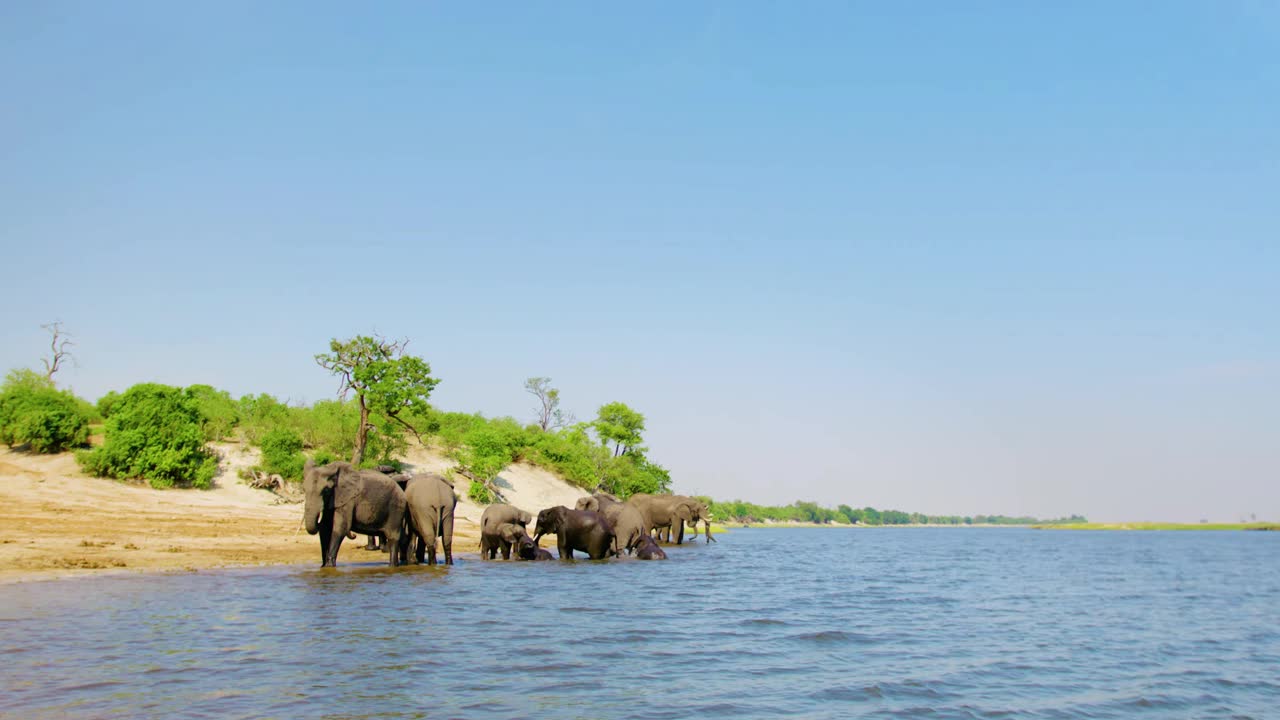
{"left": 360, "top": 472, "right": 413, "bottom": 552}
{"left": 628, "top": 494, "right": 712, "bottom": 545}
{"left": 481, "top": 521, "right": 536, "bottom": 560}
{"left": 576, "top": 493, "right": 648, "bottom": 556}
{"left": 303, "top": 460, "right": 407, "bottom": 567}
{"left": 480, "top": 504, "right": 534, "bottom": 560}
{"left": 401, "top": 473, "right": 457, "bottom": 565}
{"left": 533, "top": 506, "right": 615, "bottom": 560}
{"left": 633, "top": 533, "right": 668, "bottom": 560}
{"left": 519, "top": 546, "right": 555, "bottom": 561}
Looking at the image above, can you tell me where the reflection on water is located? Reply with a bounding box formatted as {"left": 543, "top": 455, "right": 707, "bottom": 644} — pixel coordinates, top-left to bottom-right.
{"left": 2, "top": 529, "right": 1278, "bottom": 718}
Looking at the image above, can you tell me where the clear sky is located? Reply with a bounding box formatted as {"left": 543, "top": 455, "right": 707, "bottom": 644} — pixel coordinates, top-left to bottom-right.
{"left": 2, "top": 2, "right": 1277, "bottom": 522}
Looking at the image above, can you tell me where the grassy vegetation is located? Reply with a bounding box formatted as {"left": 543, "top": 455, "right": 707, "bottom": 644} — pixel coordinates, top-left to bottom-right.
{"left": 1033, "top": 522, "right": 1280, "bottom": 531}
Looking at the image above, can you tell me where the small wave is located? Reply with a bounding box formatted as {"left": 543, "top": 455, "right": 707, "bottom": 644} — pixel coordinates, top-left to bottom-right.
{"left": 787, "top": 629, "right": 879, "bottom": 645}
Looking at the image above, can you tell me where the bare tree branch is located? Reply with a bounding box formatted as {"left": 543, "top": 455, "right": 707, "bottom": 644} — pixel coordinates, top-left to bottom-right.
{"left": 40, "top": 321, "right": 76, "bottom": 382}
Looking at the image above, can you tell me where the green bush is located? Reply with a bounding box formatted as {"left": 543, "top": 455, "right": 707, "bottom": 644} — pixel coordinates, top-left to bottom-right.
{"left": 96, "top": 390, "right": 123, "bottom": 419}
{"left": 258, "top": 426, "right": 305, "bottom": 481}
{"left": 78, "top": 383, "right": 218, "bottom": 489}
{"left": 467, "top": 478, "right": 494, "bottom": 504}
{"left": 310, "top": 449, "right": 336, "bottom": 466}
{"left": 237, "top": 393, "right": 294, "bottom": 446}
{"left": 185, "top": 384, "right": 239, "bottom": 441}
{"left": 0, "top": 381, "right": 91, "bottom": 453}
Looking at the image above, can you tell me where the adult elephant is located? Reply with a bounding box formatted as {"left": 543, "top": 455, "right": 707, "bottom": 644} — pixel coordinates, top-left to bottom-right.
{"left": 402, "top": 473, "right": 457, "bottom": 565}
{"left": 303, "top": 460, "right": 407, "bottom": 567}
{"left": 533, "top": 506, "right": 615, "bottom": 560}
{"left": 629, "top": 494, "right": 712, "bottom": 545}
{"left": 576, "top": 493, "right": 648, "bottom": 556}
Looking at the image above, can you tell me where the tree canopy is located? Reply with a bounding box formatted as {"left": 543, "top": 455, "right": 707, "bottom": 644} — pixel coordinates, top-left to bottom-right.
{"left": 315, "top": 335, "right": 439, "bottom": 466}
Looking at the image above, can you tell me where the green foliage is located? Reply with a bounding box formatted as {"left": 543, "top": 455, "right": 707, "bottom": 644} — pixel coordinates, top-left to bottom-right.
{"left": 258, "top": 427, "right": 305, "bottom": 481}
{"left": 184, "top": 384, "right": 240, "bottom": 441}
{"left": 314, "top": 334, "right": 439, "bottom": 465}
{"left": 598, "top": 454, "right": 671, "bottom": 498}
{"left": 455, "top": 417, "right": 527, "bottom": 483}
{"left": 310, "top": 449, "right": 337, "bottom": 466}
{"left": 77, "top": 383, "right": 218, "bottom": 489}
{"left": 0, "top": 372, "right": 92, "bottom": 453}
{"left": 708, "top": 498, "right": 1085, "bottom": 526}
{"left": 237, "top": 393, "right": 293, "bottom": 446}
{"left": 467, "top": 479, "right": 495, "bottom": 504}
{"left": 96, "top": 390, "right": 123, "bottom": 419}
{"left": 593, "top": 401, "right": 645, "bottom": 456}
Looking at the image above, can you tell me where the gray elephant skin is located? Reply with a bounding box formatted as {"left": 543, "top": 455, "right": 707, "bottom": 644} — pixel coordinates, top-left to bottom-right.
{"left": 480, "top": 504, "right": 534, "bottom": 560}
{"left": 628, "top": 494, "right": 713, "bottom": 545}
{"left": 533, "top": 506, "right": 615, "bottom": 560}
{"left": 482, "top": 521, "right": 536, "bottom": 560}
{"left": 402, "top": 473, "right": 457, "bottom": 565}
{"left": 303, "top": 460, "right": 407, "bottom": 567}
{"left": 633, "top": 533, "right": 668, "bottom": 560}
{"left": 576, "top": 493, "right": 648, "bottom": 556}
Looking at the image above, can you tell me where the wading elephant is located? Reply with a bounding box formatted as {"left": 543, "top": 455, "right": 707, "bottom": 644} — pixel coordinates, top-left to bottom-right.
{"left": 303, "top": 460, "right": 407, "bottom": 567}
{"left": 533, "top": 506, "right": 615, "bottom": 560}
{"left": 480, "top": 504, "right": 534, "bottom": 560}
{"left": 519, "top": 546, "right": 555, "bottom": 561}
{"left": 481, "top": 521, "right": 536, "bottom": 560}
{"left": 576, "top": 493, "right": 648, "bottom": 556}
{"left": 402, "top": 473, "right": 457, "bottom": 565}
{"left": 633, "top": 533, "right": 668, "bottom": 560}
{"left": 628, "top": 494, "right": 712, "bottom": 545}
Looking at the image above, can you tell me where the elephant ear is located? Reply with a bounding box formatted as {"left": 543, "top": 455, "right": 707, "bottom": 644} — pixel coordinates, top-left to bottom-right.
{"left": 334, "top": 465, "right": 361, "bottom": 510}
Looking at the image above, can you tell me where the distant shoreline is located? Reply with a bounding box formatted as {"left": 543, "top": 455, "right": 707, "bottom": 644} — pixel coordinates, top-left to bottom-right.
{"left": 726, "top": 522, "right": 1279, "bottom": 531}
{"left": 1031, "top": 522, "right": 1280, "bottom": 531}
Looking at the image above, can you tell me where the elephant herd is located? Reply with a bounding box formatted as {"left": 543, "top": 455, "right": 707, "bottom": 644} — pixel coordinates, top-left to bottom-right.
{"left": 301, "top": 459, "right": 715, "bottom": 568}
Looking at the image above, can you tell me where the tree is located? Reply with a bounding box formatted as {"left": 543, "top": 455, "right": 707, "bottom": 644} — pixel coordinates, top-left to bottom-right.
{"left": 314, "top": 335, "right": 439, "bottom": 466}
{"left": 594, "top": 401, "right": 645, "bottom": 457}
{"left": 40, "top": 321, "right": 75, "bottom": 382}
{"left": 524, "top": 377, "right": 575, "bottom": 431}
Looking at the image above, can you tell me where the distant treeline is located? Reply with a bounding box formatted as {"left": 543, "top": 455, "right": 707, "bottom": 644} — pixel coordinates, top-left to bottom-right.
{"left": 704, "top": 499, "right": 1088, "bottom": 526}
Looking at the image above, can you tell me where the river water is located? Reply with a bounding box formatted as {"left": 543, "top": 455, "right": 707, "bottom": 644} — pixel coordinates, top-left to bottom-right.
{"left": 1, "top": 528, "right": 1277, "bottom": 719}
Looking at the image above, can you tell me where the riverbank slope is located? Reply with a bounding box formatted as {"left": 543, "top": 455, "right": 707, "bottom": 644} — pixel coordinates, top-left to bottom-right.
{"left": 0, "top": 442, "right": 588, "bottom": 583}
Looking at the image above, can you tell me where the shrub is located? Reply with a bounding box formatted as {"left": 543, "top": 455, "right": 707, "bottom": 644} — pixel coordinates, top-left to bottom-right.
{"left": 237, "top": 393, "right": 293, "bottom": 446}
{"left": 467, "top": 479, "right": 494, "bottom": 504}
{"left": 96, "top": 390, "right": 123, "bottom": 419}
{"left": 78, "top": 383, "right": 218, "bottom": 489}
{"left": 185, "top": 384, "right": 239, "bottom": 441}
{"left": 258, "top": 426, "right": 305, "bottom": 481}
{"left": 0, "top": 382, "right": 91, "bottom": 453}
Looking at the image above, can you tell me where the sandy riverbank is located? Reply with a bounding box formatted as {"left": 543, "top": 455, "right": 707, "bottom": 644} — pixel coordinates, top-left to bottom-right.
{"left": 0, "top": 442, "right": 588, "bottom": 583}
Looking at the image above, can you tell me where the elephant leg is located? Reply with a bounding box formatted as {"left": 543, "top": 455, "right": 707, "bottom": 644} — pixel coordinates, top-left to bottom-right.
{"left": 441, "top": 507, "right": 454, "bottom": 565}
{"left": 423, "top": 517, "right": 438, "bottom": 566}
{"left": 327, "top": 515, "right": 350, "bottom": 567}
{"left": 318, "top": 514, "right": 333, "bottom": 566}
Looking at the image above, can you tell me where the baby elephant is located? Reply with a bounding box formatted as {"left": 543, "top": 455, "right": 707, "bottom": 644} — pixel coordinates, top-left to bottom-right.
{"left": 533, "top": 506, "right": 615, "bottom": 560}
{"left": 481, "top": 521, "right": 535, "bottom": 560}
{"left": 518, "top": 545, "right": 555, "bottom": 561}
{"left": 633, "top": 534, "right": 668, "bottom": 560}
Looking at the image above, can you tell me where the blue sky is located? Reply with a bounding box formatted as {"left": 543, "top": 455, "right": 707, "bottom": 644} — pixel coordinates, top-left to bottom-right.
{"left": 2, "top": 2, "right": 1277, "bottom": 521}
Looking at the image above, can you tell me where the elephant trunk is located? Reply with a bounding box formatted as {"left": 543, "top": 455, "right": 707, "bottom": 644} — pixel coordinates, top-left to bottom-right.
{"left": 303, "top": 495, "right": 321, "bottom": 535}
